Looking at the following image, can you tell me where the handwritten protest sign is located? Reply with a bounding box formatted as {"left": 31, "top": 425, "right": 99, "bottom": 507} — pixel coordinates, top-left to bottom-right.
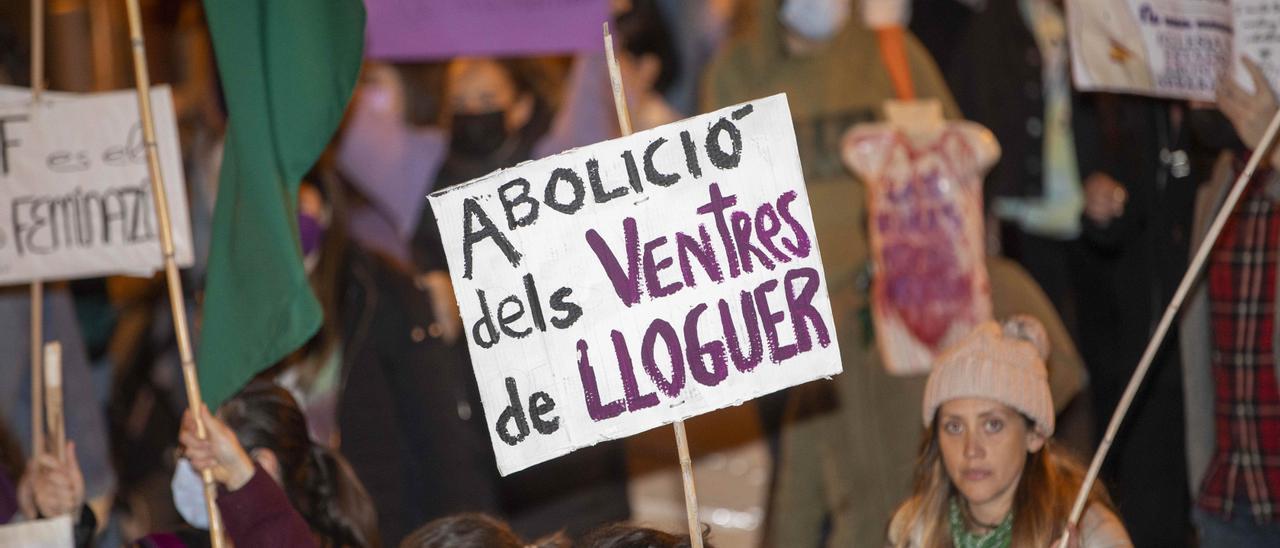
{"left": 0, "top": 515, "right": 73, "bottom": 547}
{"left": 0, "top": 86, "right": 73, "bottom": 106}
{"left": 0, "top": 87, "right": 193, "bottom": 284}
{"left": 1068, "top": 0, "right": 1280, "bottom": 101}
{"left": 365, "top": 0, "right": 610, "bottom": 60}
{"left": 430, "top": 94, "right": 842, "bottom": 475}
{"left": 1232, "top": 1, "right": 1280, "bottom": 94}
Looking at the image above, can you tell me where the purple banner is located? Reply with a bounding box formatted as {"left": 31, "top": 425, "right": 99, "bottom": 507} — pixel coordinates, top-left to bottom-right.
{"left": 365, "top": 0, "right": 612, "bottom": 60}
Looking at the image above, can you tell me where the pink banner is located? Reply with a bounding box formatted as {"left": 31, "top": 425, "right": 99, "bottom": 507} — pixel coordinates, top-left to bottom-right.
{"left": 365, "top": 0, "right": 612, "bottom": 60}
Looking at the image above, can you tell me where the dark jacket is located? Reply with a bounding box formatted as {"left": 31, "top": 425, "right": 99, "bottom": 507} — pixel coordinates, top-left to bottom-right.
{"left": 1075, "top": 97, "right": 1211, "bottom": 548}
{"left": 335, "top": 245, "right": 501, "bottom": 545}
{"left": 945, "top": 0, "right": 1102, "bottom": 205}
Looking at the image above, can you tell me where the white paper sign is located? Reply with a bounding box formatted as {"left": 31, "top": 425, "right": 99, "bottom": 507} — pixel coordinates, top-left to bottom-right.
{"left": 0, "top": 515, "right": 74, "bottom": 547}
{"left": 1232, "top": 0, "right": 1280, "bottom": 94}
{"left": 1068, "top": 0, "right": 1231, "bottom": 101}
{"left": 0, "top": 87, "right": 193, "bottom": 284}
{"left": 430, "top": 94, "right": 842, "bottom": 475}
{"left": 1068, "top": 0, "right": 1280, "bottom": 101}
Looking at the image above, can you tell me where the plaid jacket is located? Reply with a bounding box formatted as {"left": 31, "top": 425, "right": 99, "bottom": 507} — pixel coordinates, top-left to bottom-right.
{"left": 1198, "top": 169, "right": 1280, "bottom": 522}
{"left": 1181, "top": 153, "right": 1280, "bottom": 495}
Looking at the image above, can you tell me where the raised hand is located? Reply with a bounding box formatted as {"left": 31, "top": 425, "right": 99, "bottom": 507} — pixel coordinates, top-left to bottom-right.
{"left": 17, "top": 441, "right": 85, "bottom": 519}
{"left": 178, "top": 404, "right": 255, "bottom": 491}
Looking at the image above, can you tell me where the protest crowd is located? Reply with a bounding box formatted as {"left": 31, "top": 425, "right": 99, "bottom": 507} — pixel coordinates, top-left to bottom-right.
{"left": 3, "top": 0, "right": 1280, "bottom": 546}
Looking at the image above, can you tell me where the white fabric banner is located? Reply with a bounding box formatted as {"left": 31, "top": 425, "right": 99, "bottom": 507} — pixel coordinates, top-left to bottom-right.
{"left": 0, "top": 87, "right": 193, "bottom": 284}
{"left": 430, "top": 94, "right": 842, "bottom": 475}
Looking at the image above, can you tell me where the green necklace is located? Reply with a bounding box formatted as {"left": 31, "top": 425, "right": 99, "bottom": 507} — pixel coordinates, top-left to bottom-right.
{"left": 948, "top": 497, "right": 1013, "bottom": 548}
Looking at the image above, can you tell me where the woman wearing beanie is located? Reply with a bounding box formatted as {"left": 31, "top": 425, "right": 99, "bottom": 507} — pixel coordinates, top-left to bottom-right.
{"left": 888, "top": 317, "right": 1132, "bottom": 547}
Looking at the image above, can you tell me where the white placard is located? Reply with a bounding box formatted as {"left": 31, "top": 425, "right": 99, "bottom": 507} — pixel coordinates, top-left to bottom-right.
{"left": 0, "top": 515, "right": 74, "bottom": 547}
{"left": 1068, "top": 0, "right": 1280, "bottom": 101}
{"left": 1232, "top": 0, "right": 1280, "bottom": 95}
{"left": 430, "top": 94, "right": 842, "bottom": 475}
{"left": 0, "top": 87, "right": 193, "bottom": 284}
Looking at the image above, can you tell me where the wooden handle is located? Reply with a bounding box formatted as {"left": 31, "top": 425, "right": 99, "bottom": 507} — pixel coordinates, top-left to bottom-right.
{"left": 603, "top": 22, "right": 703, "bottom": 547}
{"left": 42, "top": 341, "right": 64, "bottom": 462}
{"left": 123, "top": 0, "right": 225, "bottom": 544}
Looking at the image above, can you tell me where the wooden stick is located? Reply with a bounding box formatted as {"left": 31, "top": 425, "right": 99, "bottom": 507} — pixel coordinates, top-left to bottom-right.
{"left": 29, "top": 0, "right": 46, "bottom": 462}
{"left": 604, "top": 22, "right": 702, "bottom": 547}
{"left": 87, "top": 0, "right": 114, "bottom": 91}
{"left": 1059, "top": 107, "right": 1280, "bottom": 546}
{"left": 122, "top": 1, "right": 225, "bottom": 545}
{"left": 671, "top": 419, "right": 702, "bottom": 546}
{"left": 604, "top": 24, "right": 633, "bottom": 138}
{"left": 30, "top": 281, "right": 43, "bottom": 459}
{"left": 42, "top": 342, "right": 64, "bottom": 463}
{"left": 31, "top": 0, "right": 43, "bottom": 102}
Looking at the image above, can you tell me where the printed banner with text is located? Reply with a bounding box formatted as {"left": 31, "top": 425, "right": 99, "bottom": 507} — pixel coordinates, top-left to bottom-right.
{"left": 0, "top": 87, "right": 194, "bottom": 284}
{"left": 430, "top": 94, "right": 842, "bottom": 475}
{"left": 1068, "top": 0, "right": 1280, "bottom": 101}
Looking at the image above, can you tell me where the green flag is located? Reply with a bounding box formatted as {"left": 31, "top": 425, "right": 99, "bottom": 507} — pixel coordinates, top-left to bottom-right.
{"left": 198, "top": 0, "right": 365, "bottom": 408}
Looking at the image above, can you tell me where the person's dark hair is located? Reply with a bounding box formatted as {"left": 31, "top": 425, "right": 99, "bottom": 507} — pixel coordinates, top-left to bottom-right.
{"left": 399, "top": 513, "right": 568, "bottom": 548}
{"left": 579, "top": 524, "right": 712, "bottom": 548}
{"left": 220, "top": 381, "right": 381, "bottom": 548}
{"left": 0, "top": 19, "right": 28, "bottom": 87}
{"left": 0, "top": 415, "right": 25, "bottom": 483}
{"left": 440, "top": 57, "right": 563, "bottom": 137}
{"left": 301, "top": 160, "right": 352, "bottom": 383}
{"left": 616, "top": 0, "right": 680, "bottom": 95}
{"left": 392, "top": 62, "right": 449, "bottom": 127}
{"left": 495, "top": 58, "right": 560, "bottom": 139}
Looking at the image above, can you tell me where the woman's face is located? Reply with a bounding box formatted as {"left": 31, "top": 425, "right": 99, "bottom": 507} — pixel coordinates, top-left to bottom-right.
{"left": 937, "top": 398, "right": 1045, "bottom": 520}
{"left": 443, "top": 57, "right": 531, "bottom": 133}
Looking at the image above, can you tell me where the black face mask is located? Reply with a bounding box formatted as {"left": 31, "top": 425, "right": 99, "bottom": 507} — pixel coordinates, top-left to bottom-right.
{"left": 1187, "top": 108, "right": 1245, "bottom": 152}
{"left": 450, "top": 110, "right": 508, "bottom": 157}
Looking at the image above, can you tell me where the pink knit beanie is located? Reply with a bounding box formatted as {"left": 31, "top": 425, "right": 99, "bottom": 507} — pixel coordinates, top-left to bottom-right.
{"left": 922, "top": 315, "right": 1054, "bottom": 437}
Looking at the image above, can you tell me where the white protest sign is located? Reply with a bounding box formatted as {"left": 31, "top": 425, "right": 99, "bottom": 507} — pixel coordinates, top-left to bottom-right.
{"left": 1232, "top": 0, "right": 1280, "bottom": 95}
{"left": 0, "top": 87, "right": 193, "bottom": 284}
{"left": 0, "top": 515, "right": 74, "bottom": 547}
{"left": 1068, "top": 0, "right": 1280, "bottom": 101}
{"left": 0, "top": 86, "right": 74, "bottom": 106}
{"left": 430, "top": 94, "right": 842, "bottom": 475}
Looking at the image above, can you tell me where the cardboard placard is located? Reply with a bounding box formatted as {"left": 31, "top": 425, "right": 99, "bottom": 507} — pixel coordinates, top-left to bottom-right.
{"left": 0, "top": 515, "right": 74, "bottom": 547}
{"left": 0, "top": 87, "right": 193, "bottom": 284}
{"left": 430, "top": 94, "right": 842, "bottom": 475}
{"left": 365, "top": 0, "right": 611, "bottom": 60}
{"left": 1068, "top": 0, "right": 1280, "bottom": 101}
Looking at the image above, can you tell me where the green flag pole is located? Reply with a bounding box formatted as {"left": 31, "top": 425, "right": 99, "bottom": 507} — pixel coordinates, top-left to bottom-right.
{"left": 123, "top": 1, "right": 225, "bottom": 545}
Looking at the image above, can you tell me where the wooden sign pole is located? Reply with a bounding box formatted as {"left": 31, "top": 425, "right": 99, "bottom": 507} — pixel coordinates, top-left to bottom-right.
{"left": 1060, "top": 107, "right": 1280, "bottom": 546}
{"left": 30, "top": 280, "right": 44, "bottom": 459}
{"left": 42, "top": 342, "right": 65, "bottom": 463}
{"left": 122, "top": 0, "right": 225, "bottom": 545}
{"left": 603, "top": 23, "right": 703, "bottom": 547}
{"left": 29, "top": 0, "right": 46, "bottom": 463}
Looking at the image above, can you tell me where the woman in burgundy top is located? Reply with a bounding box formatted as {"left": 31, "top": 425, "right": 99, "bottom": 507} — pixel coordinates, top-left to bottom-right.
{"left": 143, "top": 382, "right": 379, "bottom": 548}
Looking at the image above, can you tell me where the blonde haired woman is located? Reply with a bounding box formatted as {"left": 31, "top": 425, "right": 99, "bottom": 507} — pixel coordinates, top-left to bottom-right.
{"left": 888, "top": 317, "right": 1132, "bottom": 547}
